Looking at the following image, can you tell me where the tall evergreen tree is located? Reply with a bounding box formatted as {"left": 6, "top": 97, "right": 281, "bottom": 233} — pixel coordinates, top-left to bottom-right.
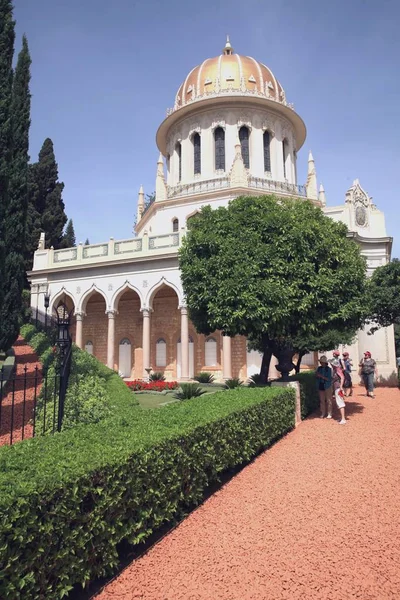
{"left": 61, "top": 218, "right": 76, "bottom": 247}
{"left": 0, "top": 1, "right": 15, "bottom": 351}
{"left": 0, "top": 35, "right": 31, "bottom": 351}
{"left": 30, "top": 138, "right": 66, "bottom": 249}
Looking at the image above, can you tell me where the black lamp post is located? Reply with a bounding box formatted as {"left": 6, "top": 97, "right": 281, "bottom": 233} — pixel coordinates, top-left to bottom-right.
{"left": 55, "top": 303, "right": 73, "bottom": 432}
{"left": 44, "top": 293, "right": 50, "bottom": 331}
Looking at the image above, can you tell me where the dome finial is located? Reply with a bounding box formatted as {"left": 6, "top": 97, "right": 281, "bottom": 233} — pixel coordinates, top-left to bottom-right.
{"left": 223, "top": 35, "right": 233, "bottom": 55}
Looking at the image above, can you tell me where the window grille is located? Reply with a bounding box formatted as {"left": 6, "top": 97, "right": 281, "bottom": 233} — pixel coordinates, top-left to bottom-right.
{"left": 193, "top": 133, "right": 201, "bottom": 175}
{"left": 214, "top": 127, "right": 225, "bottom": 171}
{"left": 205, "top": 337, "right": 217, "bottom": 366}
{"left": 282, "top": 139, "right": 287, "bottom": 179}
{"left": 172, "top": 218, "right": 179, "bottom": 232}
{"left": 263, "top": 131, "right": 271, "bottom": 172}
{"left": 176, "top": 142, "right": 182, "bottom": 182}
{"left": 239, "top": 126, "right": 250, "bottom": 169}
{"left": 156, "top": 338, "right": 167, "bottom": 367}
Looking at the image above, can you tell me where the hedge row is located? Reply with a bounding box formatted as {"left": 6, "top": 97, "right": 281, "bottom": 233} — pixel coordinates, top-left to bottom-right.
{"left": 0, "top": 385, "right": 295, "bottom": 599}
{"left": 290, "top": 371, "right": 319, "bottom": 418}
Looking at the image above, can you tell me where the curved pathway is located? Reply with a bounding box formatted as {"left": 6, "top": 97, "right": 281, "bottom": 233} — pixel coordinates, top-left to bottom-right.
{"left": 97, "top": 386, "right": 400, "bottom": 600}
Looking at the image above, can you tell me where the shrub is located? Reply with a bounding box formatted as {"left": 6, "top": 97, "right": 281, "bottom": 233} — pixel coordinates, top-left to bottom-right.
{"left": 174, "top": 383, "right": 207, "bottom": 400}
{"left": 62, "top": 376, "right": 111, "bottom": 429}
{"left": 126, "top": 380, "right": 178, "bottom": 392}
{"left": 194, "top": 372, "right": 215, "bottom": 383}
{"left": 224, "top": 377, "right": 243, "bottom": 389}
{"left": 0, "top": 386, "right": 295, "bottom": 599}
{"left": 289, "top": 371, "right": 319, "bottom": 418}
{"left": 149, "top": 371, "right": 166, "bottom": 382}
{"left": 248, "top": 373, "right": 269, "bottom": 387}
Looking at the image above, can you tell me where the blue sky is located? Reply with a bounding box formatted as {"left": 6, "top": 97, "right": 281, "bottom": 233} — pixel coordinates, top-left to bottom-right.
{"left": 14, "top": 0, "right": 400, "bottom": 255}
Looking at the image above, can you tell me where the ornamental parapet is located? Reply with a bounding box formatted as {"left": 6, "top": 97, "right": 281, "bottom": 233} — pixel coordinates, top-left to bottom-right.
{"left": 31, "top": 233, "right": 180, "bottom": 273}
{"left": 166, "top": 176, "right": 306, "bottom": 199}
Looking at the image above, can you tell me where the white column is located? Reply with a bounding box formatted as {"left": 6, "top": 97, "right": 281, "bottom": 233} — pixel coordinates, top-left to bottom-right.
{"left": 251, "top": 128, "right": 264, "bottom": 178}
{"left": 75, "top": 312, "right": 84, "bottom": 349}
{"left": 142, "top": 308, "right": 151, "bottom": 378}
{"left": 222, "top": 335, "right": 232, "bottom": 380}
{"left": 180, "top": 306, "right": 190, "bottom": 380}
{"left": 106, "top": 310, "right": 116, "bottom": 370}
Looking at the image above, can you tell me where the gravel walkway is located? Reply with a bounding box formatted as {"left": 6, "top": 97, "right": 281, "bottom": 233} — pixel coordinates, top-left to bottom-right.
{"left": 0, "top": 337, "right": 42, "bottom": 446}
{"left": 97, "top": 386, "right": 400, "bottom": 600}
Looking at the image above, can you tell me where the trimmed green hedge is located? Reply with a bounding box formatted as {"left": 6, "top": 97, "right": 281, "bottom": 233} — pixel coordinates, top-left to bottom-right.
{"left": 0, "top": 386, "right": 295, "bottom": 599}
{"left": 290, "top": 371, "right": 319, "bottom": 418}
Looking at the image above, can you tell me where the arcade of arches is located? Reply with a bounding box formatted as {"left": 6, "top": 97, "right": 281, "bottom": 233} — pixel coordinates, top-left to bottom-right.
{"left": 57, "top": 285, "right": 248, "bottom": 381}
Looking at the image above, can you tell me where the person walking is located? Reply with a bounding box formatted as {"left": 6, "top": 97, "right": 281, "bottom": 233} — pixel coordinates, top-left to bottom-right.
{"left": 316, "top": 356, "right": 333, "bottom": 418}
{"left": 330, "top": 351, "right": 346, "bottom": 424}
{"left": 342, "top": 351, "right": 353, "bottom": 397}
{"left": 359, "top": 351, "right": 378, "bottom": 398}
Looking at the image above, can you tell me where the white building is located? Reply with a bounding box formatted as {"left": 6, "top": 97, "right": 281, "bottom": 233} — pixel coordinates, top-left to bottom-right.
{"left": 29, "top": 38, "right": 396, "bottom": 381}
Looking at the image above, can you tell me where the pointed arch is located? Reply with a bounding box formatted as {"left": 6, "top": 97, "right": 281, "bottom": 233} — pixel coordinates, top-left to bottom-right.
{"left": 239, "top": 126, "right": 250, "bottom": 169}
{"left": 146, "top": 277, "right": 183, "bottom": 309}
{"left": 49, "top": 288, "right": 76, "bottom": 314}
{"left": 186, "top": 210, "right": 201, "bottom": 229}
{"left": 79, "top": 284, "right": 108, "bottom": 313}
{"left": 110, "top": 281, "right": 144, "bottom": 312}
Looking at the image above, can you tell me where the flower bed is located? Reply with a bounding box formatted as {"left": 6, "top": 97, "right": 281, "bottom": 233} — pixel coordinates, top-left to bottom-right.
{"left": 126, "top": 379, "right": 178, "bottom": 392}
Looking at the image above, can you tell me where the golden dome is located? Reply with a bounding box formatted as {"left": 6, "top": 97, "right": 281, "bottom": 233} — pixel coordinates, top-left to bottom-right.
{"left": 174, "top": 37, "right": 286, "bottom": 110}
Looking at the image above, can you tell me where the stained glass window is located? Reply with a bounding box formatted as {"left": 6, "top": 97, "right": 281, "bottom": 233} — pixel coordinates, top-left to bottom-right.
{"left": 263, "top": 131, "right": 271, "bottom": 172}
{"left": 193, "top": 133, "right": 201, "bottom": 175}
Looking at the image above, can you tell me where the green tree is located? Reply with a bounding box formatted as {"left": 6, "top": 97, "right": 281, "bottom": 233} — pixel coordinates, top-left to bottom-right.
{"left": 0, "top": 33, "right": 31, "bottom": 351}
{"left": 179, "top": 195, "right": 368, "bottom": 380}
{"left": 0, "top": 0, "right": 15, "bottom": 350}
{"left": 367, "top": 258, "right": 400, "bottom": 331}
{"left": 84, "top": 237, "right": 90, "bottom": 245}
{"left": 61, "top": 218, "right": 76, "bottom": 247}
{"left": 29, "top": 138, "right": 66, "bottom": 250}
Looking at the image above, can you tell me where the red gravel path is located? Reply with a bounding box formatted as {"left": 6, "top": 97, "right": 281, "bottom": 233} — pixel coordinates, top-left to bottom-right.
{"left": 0, "top": 337, "right": 42, "bottom": 446}
{"left": 97, "top": 386, "right": 400, "bottom": 600}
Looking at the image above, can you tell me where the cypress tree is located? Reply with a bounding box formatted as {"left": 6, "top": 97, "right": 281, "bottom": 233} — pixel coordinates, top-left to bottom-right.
{"left": 0, "top": 35, "right": 31, "bottom": 351}
{"left": 84, "top": 238, "right": 90, "bottom": 245}
{"left": 0, "top": 1, "right": 15, "bottom": 351}
{"left": 61, "top": 218, "right": 76, "bottom": 247}
{"left": 32, "top": 138, "right": 66, "bottom": 249}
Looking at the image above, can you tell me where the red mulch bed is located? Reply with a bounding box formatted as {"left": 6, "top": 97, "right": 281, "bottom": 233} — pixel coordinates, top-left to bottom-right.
{"left": 0, "top": 337, "right": 42, "bottom": 446}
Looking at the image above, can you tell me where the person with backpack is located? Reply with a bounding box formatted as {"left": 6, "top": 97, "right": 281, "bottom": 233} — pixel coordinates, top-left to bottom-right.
{"left": 359, "top": 351, "right": 378, "bottom": 398}
{"left": 342, "top": 351, "right": 353, "bottom": 397}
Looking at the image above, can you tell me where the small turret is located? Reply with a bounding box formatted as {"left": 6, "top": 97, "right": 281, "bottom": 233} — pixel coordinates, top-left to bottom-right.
{"left": 136, "top": 185, "right": 145, "bottom": 223}
{"left": 229, "top": 133, "right": 249, "bottom": 188}
{"left": 155, "top": 153, "right": 167, "bottom": 202}
{"left": 318, "top": 183, "right": 327, "bottom": 206}
{"left": 306, "top": 151, "right": 318, "bottom": 200}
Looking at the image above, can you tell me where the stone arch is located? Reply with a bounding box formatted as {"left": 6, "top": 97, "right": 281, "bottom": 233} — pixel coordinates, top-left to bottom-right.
{"left": 111, "top": 281, "right": 143, "bottom": 312}
{"left": 146, "top": 277, "right": 183, "bottom": 309}
{"left": 79, "top": 284, "right": 108, "bottom": 313}
{"left": 49, "top": 288, "right": 76, "bottom": 315}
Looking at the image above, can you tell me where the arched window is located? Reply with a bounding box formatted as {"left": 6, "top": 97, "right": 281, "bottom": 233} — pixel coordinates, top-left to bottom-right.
{"left": 85, "top": 340, "right": 93, "bottom": 355}
{"left": 172, "top": 218, "right": 179, "bottom": 232}
{"left": 239, "top": 126, "right": 250, "bottom": 169}
{"left": 282, "top": 139, "right": 287, "bottom": 179}
{"left": 176, "top": 142, "right": 182, "bottom": 182}
{"left": 263, "top": 131, "right": 271, "bottom": 172}
{"left": 214, "top": 127, "right": 225, "bottom": 171}
{"left": 193, "top": 133, "right": 201, "bottom": 175}
{"left": 205, "top": 337, "right": 217, "bottom": 366}
{"left": 156, "top": 338, "right": 167, "bottom": 367}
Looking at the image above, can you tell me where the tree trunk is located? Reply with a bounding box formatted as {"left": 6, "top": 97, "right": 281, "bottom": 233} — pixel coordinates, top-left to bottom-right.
{"left": 260, "top": 346, "right": 273, "bottom": 383}
{"left": 295, "top": 350, "right": 307, "bottom": 374}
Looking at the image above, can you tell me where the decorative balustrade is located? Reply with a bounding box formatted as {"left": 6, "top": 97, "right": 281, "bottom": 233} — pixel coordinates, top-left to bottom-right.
{"left": 167, "top": 177, "right": 230, "bottom": 198}
{"left": 40, "top": 233, "right": 179, "bottom": 271}
{"left": 248, "top": 177, "right": 307, "bottom": 197}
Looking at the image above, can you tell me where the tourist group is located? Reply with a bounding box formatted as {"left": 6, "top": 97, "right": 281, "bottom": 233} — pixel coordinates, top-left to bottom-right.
{"left": 316, "top": 351, "right": 378, "bottom": 424}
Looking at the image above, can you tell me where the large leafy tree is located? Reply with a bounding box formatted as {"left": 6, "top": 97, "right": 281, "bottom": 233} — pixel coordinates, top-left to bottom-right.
{"left": 28, "top": 138, "right": 66, "bottom": 250}
{"left": 179, "top": 195, "right": 368, "bottom": 379}
{"left": 0, "top": 0, "right": 15, "bottom": 350}
{"left": 0, "top": 33, "right": 31, "bottom": 351}
{"left": 367, "top": 258, "right": 400, "bottom": 331}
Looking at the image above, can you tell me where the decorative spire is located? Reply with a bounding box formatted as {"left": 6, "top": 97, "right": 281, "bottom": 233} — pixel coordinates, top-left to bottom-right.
{"left": 155, "top": 153, "right": 167, "bottom": 202}
{"left": 318, "top": 183, "right": 326, "bottom": 206}
{"left": 136, "top": 185, "right": 145, "bottom": 223}
{"left": 229, "top": 132, "right": 248, "bottom": 188}
{"left": 223, "top": 35, "right": 233, "bottom": 55}
{"left": 306, "top": 150, "right": 318, "bottom": 200}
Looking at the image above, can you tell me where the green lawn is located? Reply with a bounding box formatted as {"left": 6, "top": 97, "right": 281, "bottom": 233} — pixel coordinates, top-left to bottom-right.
{"left": 134, "top": 383, "right": 228, "bottom": 409}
